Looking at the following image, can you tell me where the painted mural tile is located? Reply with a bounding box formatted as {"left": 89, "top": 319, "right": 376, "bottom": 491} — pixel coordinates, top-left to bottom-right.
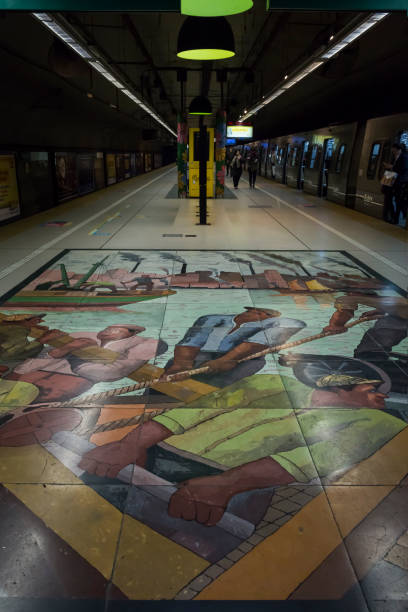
{"left": 0, "top": 248, "right": 407, "bottom": 606}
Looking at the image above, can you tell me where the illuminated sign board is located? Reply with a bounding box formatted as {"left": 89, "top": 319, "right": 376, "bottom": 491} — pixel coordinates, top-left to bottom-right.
{"left": 227, "top": 125, "right": 253, "bottom": 139}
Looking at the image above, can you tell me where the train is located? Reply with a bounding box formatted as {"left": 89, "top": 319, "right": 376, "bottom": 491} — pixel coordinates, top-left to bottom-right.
{"left": 231, "top": 112, "right": 408, "bottom": 227}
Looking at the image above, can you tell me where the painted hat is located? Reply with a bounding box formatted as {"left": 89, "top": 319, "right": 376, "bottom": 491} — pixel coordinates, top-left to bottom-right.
{"left": 245, "top": 306, "right": 281, "bottom": 317}
{"left": 316, "top": 374, "right": 382, "bottom": 388}
{"left": 287, "top": 354, "right": 391, "bottom": 394}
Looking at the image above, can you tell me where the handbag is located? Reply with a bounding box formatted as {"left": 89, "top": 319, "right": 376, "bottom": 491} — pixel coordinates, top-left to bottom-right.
{"left": 380, "top": 170, "right": 398, "bottom": 187}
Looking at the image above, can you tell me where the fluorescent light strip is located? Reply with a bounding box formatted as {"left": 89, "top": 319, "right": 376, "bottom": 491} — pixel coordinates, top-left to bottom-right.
{"left": 321, "top": 12, "right": 389, "bottom": 59}
{"left": 33, "top": 14, "right": 93, "bottom": 59}
{"left": 32, "top": 12, "right": 176, "bottom": 139}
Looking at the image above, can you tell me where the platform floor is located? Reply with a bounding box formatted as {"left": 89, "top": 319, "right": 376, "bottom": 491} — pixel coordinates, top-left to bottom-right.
{"left": 0, "top": 166, "right": 407, "bottom": 612}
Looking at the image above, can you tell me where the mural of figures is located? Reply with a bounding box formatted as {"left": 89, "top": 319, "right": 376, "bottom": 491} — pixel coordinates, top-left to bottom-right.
{"left": 0, "top": 249, "right": 407, "bottom": 605}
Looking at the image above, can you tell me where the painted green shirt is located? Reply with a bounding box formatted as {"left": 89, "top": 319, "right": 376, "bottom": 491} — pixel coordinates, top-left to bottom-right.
{"left": 154, "top": 374, "right": 406, "bottom": 483}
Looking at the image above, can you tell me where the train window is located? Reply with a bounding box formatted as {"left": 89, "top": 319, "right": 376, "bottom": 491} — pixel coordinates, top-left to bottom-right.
{"left": 379, "top": 141, "right": 391, "bottom": 179}
{"left": 367, "top": 142, "right": 381, "bottom": 179}
{"left": 291, "top": 147, "right": 299, "bottom": 167}
{"left": 310, "top": 144, "right": 318, "bottom": 169}
{"left": 335, "top": 144, "right": 347, "bottom": 173}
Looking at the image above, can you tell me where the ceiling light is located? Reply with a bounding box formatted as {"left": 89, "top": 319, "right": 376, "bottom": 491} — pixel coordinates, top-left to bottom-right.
{"left": 284, "top": 74, "right": 288, "bottom": 79}
{"left": 321, "top": 12, "right": 389, "bottom": 59}
{"left": 177, "top": 16, "right": 235, "bottom": 60}
{"left": 329, "top": 34, "right": 334, "bottom": 41}
{"left": 181, "top": 0, "right": 253, "bottom": 16}
{"left": 32, "top": 12, "right": 177, "bottom": 140}
{"left": 32, "top": 13, "right": 93, "bottom": 59}
{"left": 189, "top": 95, "right": 213, "bottom": 115}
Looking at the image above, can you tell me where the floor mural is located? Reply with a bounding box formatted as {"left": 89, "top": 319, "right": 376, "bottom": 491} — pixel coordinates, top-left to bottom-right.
{"left": 0, "top": 249, "right": 407, "bottom": 610}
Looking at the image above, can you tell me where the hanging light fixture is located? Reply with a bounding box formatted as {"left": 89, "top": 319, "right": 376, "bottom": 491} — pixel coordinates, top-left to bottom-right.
{"left": 177, "top": 17, "right": 235, "bottom": 61}
{"left": 189, "top": 95, "right": 212, "bottom": 115}
{"left": 181, "top": 0, "right": 253, "bottom": 16}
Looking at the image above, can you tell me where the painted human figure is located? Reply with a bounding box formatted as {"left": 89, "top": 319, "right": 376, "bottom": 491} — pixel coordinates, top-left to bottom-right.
{"left": 79, "top": 358, "right": 405, "bottom": 526}
{"left": 323, "top": 293, "right": 408, "bottom": 391}
{"left": 7, "top": 324, "right": 159, "bottom": 404}
{"left": 0, "top": 313, "right": 46, "bottom": 363}
{"left": 162, "top": 306, "right": 306, "bottom": 387}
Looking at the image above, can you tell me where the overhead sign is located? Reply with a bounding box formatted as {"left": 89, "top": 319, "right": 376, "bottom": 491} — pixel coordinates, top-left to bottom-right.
{"left": 227, "top": 125, "right": 253, "bottom": 139}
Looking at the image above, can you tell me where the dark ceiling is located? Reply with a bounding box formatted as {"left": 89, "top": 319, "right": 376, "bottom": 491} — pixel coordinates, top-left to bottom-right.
{"left": 0, "top": 5, "right": 407, "bottom": 143}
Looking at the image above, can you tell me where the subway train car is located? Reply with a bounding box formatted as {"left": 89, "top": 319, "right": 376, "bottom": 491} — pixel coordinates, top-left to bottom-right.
{"left": 249, "top": 112, "right": 407, "bottom": 225}
{"left": 355, "top": 113, "right": 408, "bottom": 218}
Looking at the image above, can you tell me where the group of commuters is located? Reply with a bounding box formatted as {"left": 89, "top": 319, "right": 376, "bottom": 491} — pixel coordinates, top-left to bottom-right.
{"left": 226, "top": 146, "right": 259, "bottom": 189}
{"left": 382, "top": 142, "right": 408, "bottom": 226}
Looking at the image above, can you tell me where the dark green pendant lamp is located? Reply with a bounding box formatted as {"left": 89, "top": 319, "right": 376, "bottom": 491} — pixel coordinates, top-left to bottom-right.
{"left": 177, "top": 16, "right": 235, "bottom": 60}
{"left": 189, "top": 95, "right": 213, "bottom": 115}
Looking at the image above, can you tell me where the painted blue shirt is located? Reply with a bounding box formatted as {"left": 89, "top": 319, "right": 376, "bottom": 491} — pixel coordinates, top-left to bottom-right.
{"left": 178, "top": 314, "right": 306, "bottom": 354}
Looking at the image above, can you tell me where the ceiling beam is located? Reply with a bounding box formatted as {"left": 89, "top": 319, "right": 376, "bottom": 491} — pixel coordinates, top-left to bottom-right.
{"left": 121, "top": 13, "right": 176, "bottom": 115}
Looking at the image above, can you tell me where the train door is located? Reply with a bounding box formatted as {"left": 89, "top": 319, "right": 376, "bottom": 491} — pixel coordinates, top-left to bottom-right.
{"left": 298, "top": 141, "right": 309, "bottom": 189}
{"left": 282, "top": 144, "right": 290, "bottom": 184}
{"left": 319, "top": 138, "right": 335, "bottom": 197}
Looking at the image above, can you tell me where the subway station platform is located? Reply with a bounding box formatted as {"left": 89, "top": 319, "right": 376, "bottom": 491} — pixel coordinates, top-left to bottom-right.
{"left": 0, "top": 167, "right": 407, "bottom": 611}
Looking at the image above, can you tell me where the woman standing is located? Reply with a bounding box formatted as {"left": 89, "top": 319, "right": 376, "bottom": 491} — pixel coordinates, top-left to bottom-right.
{"left": 231, "top": 151, "right": 243, "bottom": 189}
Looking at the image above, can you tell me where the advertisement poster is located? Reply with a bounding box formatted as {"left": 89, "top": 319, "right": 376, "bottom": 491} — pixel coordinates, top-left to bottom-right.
{"left": 115, "top": 153, "right": 125, "bottom": 182}
{"left": 94, "top": 152, "right": 105, "bottom": 189}
{"left": 136, "top": 152, "right": 144, "bottom": 174}
{"left": 16, "top": 151, "right": 53, "bottom": 214}
{"left": 55, "top": 152, "right": 79, "bottom": 202}
{"left": 0, "top": 154, "right": 21, "bottom": 222}
{"left": 105, "top": 153, "right": 117, "bottom": 185}
{"left": 144, "top": 153, "right": 152, "bottom": 173}
{"left": 130, "top": 153, "right": 136, "bottom": 176}
{"left": 78, "top": 154, "right": 95, "bottom": 195}
{"left": 124, "top": 153, "right": 131, "bottom": 179}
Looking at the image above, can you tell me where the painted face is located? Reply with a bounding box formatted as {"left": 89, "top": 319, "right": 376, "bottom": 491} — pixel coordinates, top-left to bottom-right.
{"left": 339, "top": 384, "right": 388, "bottom": 409}
{"left": 97, "top": 326, "right": 139, "bottom": 342}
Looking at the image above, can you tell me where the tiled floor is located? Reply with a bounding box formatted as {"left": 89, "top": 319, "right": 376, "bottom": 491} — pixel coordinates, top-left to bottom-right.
{"left": 0, "top": 167, "right": 407, "bottom": 611}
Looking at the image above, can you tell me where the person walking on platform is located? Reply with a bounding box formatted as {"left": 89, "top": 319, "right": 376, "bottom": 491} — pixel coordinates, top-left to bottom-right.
{"left": 231, "top": 150, "right": 243, "bottom": 189}
{"left": 384, "top": 143, "right": 408, "bottom": 225}
{"left": 248, "top": 148, "right": 259, "bottom": 188}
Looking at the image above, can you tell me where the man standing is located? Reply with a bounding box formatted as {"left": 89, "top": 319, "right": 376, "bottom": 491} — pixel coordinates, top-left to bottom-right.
{"left": 79, "top": 358, "right": 405, "bottom": 526}
{"left": 7, "top": 324, "right": 159, "bottom": 403}
{"left": 323, "top": 293, "right": 408, "bottom": 391}
{"left": 162, "top": 306, "right": 306, "bottom": 387}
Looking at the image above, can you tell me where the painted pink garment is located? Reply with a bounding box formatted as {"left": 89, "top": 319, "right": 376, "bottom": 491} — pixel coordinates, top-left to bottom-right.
{"left": 13, "top": 332, "right": 159, "bottom": 383}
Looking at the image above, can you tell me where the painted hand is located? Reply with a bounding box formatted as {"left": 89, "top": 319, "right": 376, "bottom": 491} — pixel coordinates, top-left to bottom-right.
{"left": 168, "top": 477, "right": 231, "bottom": 526}
{"left": 38, "top": 329, "right": 66, "bottom": 345}
{"left": 161, "top": 361, "right": 194, "bottom": 381}
{"left": 201, "top": 358, "right": 238, "bottom": 373}
{"left": 48, "top": 337, "right": 98, "bottom": 358}
{"left": 78, "top": 438, "right": 147, "bottom": 479}
{"left": 322, "top": 325, "right": 348, "bottom": 334}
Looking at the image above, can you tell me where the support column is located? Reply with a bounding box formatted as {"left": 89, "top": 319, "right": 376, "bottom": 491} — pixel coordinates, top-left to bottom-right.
{"left": 215, "top": 109, "right": 227, "bottom": 198}
{"left": 177, "top": 113, "right": 188, "bottom": 198}
{"left": 198, "top": 115, "right": 209, "bottom": 225}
